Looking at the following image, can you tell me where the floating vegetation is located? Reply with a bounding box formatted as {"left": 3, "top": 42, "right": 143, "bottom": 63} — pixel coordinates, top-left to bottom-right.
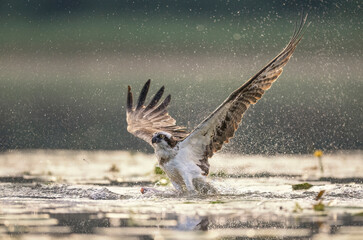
{"left": 313, "top": 202, "right": 325, "bottom": 211}
{"left": 209, "top": 200, "right": 225, "bottom": 204}
{"left": 292, "top": 183, "right": 313, "bottom": 190}
{"left": 293, "top": 202, "right": 304, "bottom": 213}
{"left": 314, "top": 150, "right": 324, "bottom": 173}
{"left": 154, "top": 166, "right": 165, "bottom": 175}
{"left": 313, "top": 190, "right": 326, "bottom": 212}
{"left": 210, "top": 171, "right": 228, "bottom": 178}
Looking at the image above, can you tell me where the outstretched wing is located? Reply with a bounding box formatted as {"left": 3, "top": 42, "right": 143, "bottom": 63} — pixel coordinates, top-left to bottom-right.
{"left": 126, "top": 79, "right": 188, "bottom": 145}
{"left": 180, "top": 14, "right": 308, "bottom": 176}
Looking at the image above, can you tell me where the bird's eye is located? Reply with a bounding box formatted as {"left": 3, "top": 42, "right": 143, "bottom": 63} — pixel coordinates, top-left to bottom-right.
{"left": 159, "top": 134, "right": 165, "bottom": 139}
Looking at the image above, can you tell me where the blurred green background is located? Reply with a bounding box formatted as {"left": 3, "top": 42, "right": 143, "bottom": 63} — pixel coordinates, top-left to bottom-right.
{"left": 0, "top": 0, "right": 362, "bottom": 154}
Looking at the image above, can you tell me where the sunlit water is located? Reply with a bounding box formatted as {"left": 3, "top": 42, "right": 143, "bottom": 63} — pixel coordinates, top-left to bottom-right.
{"left": 0, "top": 150, "right": 362, "bottom": 239}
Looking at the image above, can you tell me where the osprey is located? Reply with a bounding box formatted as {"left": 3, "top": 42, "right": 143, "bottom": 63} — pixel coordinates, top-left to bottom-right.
{"left": 126, "top": 15, "right": 308, "bottom": 194}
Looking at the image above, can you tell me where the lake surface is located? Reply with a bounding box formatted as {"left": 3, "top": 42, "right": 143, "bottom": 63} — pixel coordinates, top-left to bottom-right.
{"left": 0, "top": 150, "right": 362, "bottom": 239}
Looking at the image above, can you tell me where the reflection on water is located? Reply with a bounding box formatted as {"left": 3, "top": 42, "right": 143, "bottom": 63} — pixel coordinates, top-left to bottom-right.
{"left": 0, "top": 150, "right": 363, "bottom": 239}
{"left": 1, "top": 208, "right": 363, "bottom": 239}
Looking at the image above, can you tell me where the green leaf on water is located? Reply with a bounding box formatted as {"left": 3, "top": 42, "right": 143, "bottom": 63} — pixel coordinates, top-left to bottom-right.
{"left": 210, "top": 171, "right": 228, "bottom": 178}
{"left": 292, "top": 183, "right": 313, "bottom": 190}
{"left": 293, "top": 202, "right": 303, "bottom": 213}
{"left": 210, "top": 200, "right": 225, "bottom": 204}
{"left": 313, "top": 202, "right": 325, "bottom": 211}
{"left": 154, "top": 166, "right": 165, "bottom": 175}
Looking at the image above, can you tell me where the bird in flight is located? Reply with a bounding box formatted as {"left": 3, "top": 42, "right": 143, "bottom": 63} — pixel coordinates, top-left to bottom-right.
{"left": 126, "top": 15, "right": 308, "bottom": 194}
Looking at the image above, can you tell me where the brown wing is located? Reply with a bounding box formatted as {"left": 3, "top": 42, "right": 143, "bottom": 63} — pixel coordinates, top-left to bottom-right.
{"left": 180, "top": 14, "right": 308, "bottom": 176}
{"left": 126, "top": 79, "right": 188, "bottom": 145}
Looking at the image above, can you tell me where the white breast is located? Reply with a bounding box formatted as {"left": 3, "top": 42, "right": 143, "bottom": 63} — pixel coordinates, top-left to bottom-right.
{"left": 155, "top": 142, "right": 205, "bottom": 191}
{"left": 170, "top": 147, "right": 204, "bottom": 177}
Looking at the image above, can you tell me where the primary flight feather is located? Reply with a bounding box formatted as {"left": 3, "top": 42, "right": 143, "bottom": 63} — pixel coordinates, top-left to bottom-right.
{"left": 126, "top": 15, "right": 308, "bottom": 194}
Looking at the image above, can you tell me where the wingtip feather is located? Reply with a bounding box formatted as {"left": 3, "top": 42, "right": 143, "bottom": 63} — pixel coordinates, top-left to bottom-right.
{"left": 127, "top": 86, "right": 133, "bottom": 112}
{"left": 136, "top": 80, "right": 151, "bottom": 110}
{"left": 145, "top": 85, "right": 165, "bottom": 111}
{"left": 165, "top": 94, "right": 171, "bottom": 104}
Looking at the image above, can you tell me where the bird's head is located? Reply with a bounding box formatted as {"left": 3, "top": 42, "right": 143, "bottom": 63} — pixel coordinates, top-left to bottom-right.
{"left": 152, "top": 131, "right": 177, "bottom": 148}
